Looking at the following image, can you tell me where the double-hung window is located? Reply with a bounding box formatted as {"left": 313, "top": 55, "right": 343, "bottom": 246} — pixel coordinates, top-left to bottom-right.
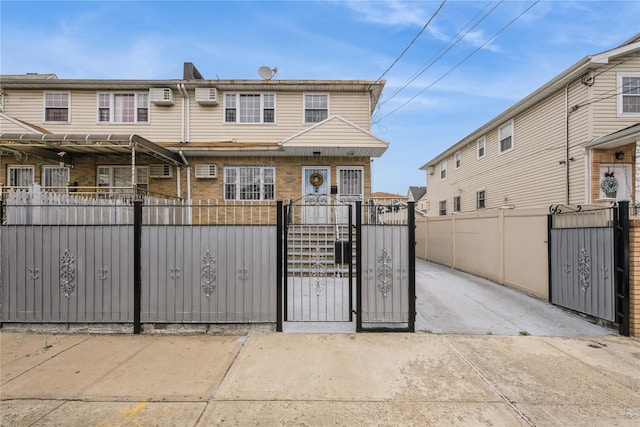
{"left": 477, "top": 136, "right": 486, "bottom": 158}
{"left": 453, "top": 196, "right": 461, "bottom": 213}
{"left": 224, "top": 93, "right": 275, "bottom": 123}
{"left": 44, "top": 92, "right": 70, "bottom": 122}
{"left": 98, "top": 93, "right": 149, "bottom": 123}
{"left": 440, "top": 160, "right": 447, "bottom": 180}
{"left": 454, "top": 152, "right": 461, "bottom": 169}
{"left": 618, "top": 73, "right": 640, "bottom": 116}
{"left": 224, "top": 166, "right": 275, "bottom": 201}
{"left": 42, "top": 166, "right": 70, "bottom": 188}
{"left": 97, "top": 165, "right": 148, "bottom": 192}
{"left": 438, "top": 200, "right": 447, "bottom": 216}
{"left": 304, "top": 94, "right": 328, "bottom": 123}
{"left": 499, "top": 121, "right": 513, "bottom": 153}
{"left": 477, "top": 190, "right": 486, "bottom": 209}
{"left": 7, "top": 165, "right": 35, "bottom": 187}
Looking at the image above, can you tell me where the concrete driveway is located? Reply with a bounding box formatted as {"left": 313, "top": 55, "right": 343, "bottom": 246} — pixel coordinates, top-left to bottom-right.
{"left": 415, "top": 259, "right": 614, "bottom": 336}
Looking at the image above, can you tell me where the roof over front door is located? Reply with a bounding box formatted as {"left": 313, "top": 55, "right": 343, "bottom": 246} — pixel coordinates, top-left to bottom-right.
{"left": 280, "top": 115, "right": 389, "bottom": 157}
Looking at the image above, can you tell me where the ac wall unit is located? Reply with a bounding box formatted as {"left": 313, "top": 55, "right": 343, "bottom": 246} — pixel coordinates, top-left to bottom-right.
{"left": 195, "top": 164, "right": 217, "bottom": 178}
{"left": 428, "top": 166, "right": 435, "bottom": 175}
{"left": 149, "top": 164, "right": 173, "bottom": 178}
{"left": 150, "top": 88, "right": 174, "bottom": 105}
{"left": 195, "top": 87, "right": 218, "bottom": 105}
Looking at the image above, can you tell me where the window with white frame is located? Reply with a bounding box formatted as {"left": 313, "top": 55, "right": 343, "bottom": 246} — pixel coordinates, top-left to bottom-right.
{"left": 338, "top": 167, "right": 363, "bottom": 197}
{"left": 454, "top": 151, "right": 461, "bottom": 169}
{"left": 7, "top": 165, "right": 35, "bottom": 187}
{"left": 224, "top": 93, "right": 275, "bottom": 123}
{"left": 97, "top": 93, "right": 149, "bottom": 123}
{"left": 453, "top": 195, "right": 461, "bottom": 213}
{"left": 44, "top": 92, "right": 70, "bottom": 122}
{"left": 97, "top": 166, "right": 148, "bottom": 191}
{"left": 477, "top": 189, "right": 486, "bottom": 209}
{"left": 477, "top": 136, "right": 486, "bottom": 158}
{"left": 499, "top": 121, "right": 513, "bottom": 153}
{"left": 618, "top": 73, "right": 640, "bottom": 116}
{"left": 224, "top": 166, "right": 275, "bottom": 201}
{"left": 440, "top": 160, "right": 447, "bottom": 180}
{"left": 42, "top": 166, "right": 70, "bottom": 188}
{"left": 304, "top": 94, "right": 328, "bottom": 123}
{"left": 438, "top": 200, "right": 447, "bottom": 216}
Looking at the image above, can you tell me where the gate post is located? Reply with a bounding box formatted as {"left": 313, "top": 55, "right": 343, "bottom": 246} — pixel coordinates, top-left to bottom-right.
{"left": 276, "top": 201, "right": 283, "bottom": 332}
{"left": 408, "top": 201, "right": 416, "bottom": 333}
{"left": 356, "top": 200, "right": 362, "bottom": 332}
{"left": 616, "top": 201, "right": 630, "bottom": 336}
{"left": 133, "top": 200, "right": 142, "bottom": 334}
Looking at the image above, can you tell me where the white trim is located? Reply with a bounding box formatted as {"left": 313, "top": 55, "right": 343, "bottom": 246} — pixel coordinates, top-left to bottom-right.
{"left": 439, "top": 159, "right": 447, "bottom": 180}
{"left": 96, "top": 92, "right": 150, "bottom": 124}
{"left": 337, "top": 166, "right": 364, "bottom": 198}
{"left": 454, "top": 151, "right": 461, "bottom": 169}
{"left": 477, "top": 136, "right": 486, "bottom": 159}
{"left": 617, "top": 72, "right": 640, "bottom": 117}
{"left": 43, "top": 91, "right": 70, "bottom": 123}
{"left": 7, "top": 164, "right": 35, "bottom": 186}
{"left": 303, "top": 93, "right": 330, "bottom": 124}
{"left": 41, "top": 165, "right": 70, "bottom": 187}
{"left": 438, "top": 199, "right": 447, "bottom": 216}
{"left": 453, "top": 195, "right": 461, "bottom": 213}
{"left": 498, "top": 120, "right": 514, "bottom": 155}
{"left": 476, "top": 188, "right": 486, "bottom": 209}
{"left": 223, "top": 92, "right": 277, "bottom": 124}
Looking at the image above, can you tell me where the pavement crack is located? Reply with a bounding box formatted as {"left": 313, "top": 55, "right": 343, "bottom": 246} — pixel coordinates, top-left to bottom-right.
{"left": 445, "top": 337, "right": 536, "bottom": 427}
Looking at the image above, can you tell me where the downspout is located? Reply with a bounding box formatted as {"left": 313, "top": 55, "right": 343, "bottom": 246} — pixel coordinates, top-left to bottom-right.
{"left": 179, "top": 150, "right": 191, "bottom": 202}
{"left": 177, "top": 83, "right": 186, "bottom": 143}
{"left": 179, "top": 83, "right": 190, "bottom": 143}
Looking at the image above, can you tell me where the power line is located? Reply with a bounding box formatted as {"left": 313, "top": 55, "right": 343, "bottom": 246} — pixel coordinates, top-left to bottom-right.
{"left": 368, "top": 0, "right": 447, "bottom": 89}
{"left": 380, "top": 0, "right": 503, "bottom": 108}
{"left": 376, "top": 0, "right": 540, "bottom": 123}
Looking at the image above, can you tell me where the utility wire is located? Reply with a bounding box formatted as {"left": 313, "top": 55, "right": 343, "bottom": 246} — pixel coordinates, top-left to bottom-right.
{"left": 377, "top": 0, "right": 540, "bottom": 123}
{"left": 368, "top": 0, "right": 447, "bottom": 89}
{"left": 380, "top": 0, "right": 503, "bottom": 108}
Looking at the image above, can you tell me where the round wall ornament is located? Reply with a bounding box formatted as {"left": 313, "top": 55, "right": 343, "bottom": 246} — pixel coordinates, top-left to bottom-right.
{"left": 309, "top": 172, "right": 324, "bottom": 187}
{"left": 600, "top": 171, "right": 618, "bottom": 197}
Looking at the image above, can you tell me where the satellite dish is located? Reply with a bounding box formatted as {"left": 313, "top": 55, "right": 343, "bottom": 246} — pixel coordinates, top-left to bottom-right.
{"left": 258, "top": 66, "right": 277, "bottom": 80}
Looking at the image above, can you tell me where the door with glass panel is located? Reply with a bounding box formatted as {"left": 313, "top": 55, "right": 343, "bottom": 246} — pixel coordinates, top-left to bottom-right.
{"left": 302, "top": 167, "right": 330, "bottom": 224}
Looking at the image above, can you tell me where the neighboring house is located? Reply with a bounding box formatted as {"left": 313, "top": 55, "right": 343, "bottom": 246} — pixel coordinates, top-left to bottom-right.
{"left": 370, "top": 191, "right": 408, "bottom": 206}
{"left": 0, "top": 63, "right": 388, "bottom": 220}
{"left": 407, "top": 186, "right": 427, "bottom": 214}
{"left": 420, "top": 34, "right": 640, "bottom": 216}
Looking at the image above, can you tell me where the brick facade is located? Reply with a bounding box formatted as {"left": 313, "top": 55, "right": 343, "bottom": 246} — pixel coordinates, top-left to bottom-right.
{"left": 630, "top": 218, "right": 640, "bottom": 337}
{"left": 591, "top": 143, "right": 636, "bottom": 202}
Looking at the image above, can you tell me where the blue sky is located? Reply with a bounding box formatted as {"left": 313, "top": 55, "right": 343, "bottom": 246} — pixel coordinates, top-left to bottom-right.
{"left": 1, "top": 0, "right": 639, "bottom": 195}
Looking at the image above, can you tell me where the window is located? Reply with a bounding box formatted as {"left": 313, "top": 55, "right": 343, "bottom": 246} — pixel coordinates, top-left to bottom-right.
{"left": 224, "top": 166, "right": 275, "bottom": 200}
{"left": 224, "top": 93, "right": 275, "bottom": 123}
{"left": 7, "top": 165, "right": 34, "bottom": 187}
{"left": 477, "top": 190, "right": 486, "bottom": 209}
{"left": 477, "top": 136, "right": 486, "bottom": 158}
{"left": 499, "top": 121, "right": 513, "bottom": 153}
{"left": 97, "top": 93, "right": 149, "bottom": 123}
{"left": 44, "top": 92, "right": 69, "bottom": 122}
{"left": 42, "top": 166, "right": 70, "bottom": 188}
{"left": 338, "top": 167, "right": 363, "bottom": 197}
{"left": 454, "top": 152, "right": 461, "bottom": 169}
{"left": 440, "top": 160, "right": 447, "bottom": 180}
{"left": 97, "top": 166, "right": 148, "bottom": 191}
{"left": 438, "top": 200, "right": 447, "bottom": 216}
{"left": 618, "top": 73, "right": 640, "bottom": 116}
{"left": 453, "top": 196, "right": 461, "bottom": 212}
{"left": 304, "top": 94, "right": 328, "bottom": 123}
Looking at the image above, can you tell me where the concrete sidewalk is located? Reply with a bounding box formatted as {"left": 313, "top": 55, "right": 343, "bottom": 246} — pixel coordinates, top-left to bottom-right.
{"left": 2, "top": 331, "right": 639, "bottom": 426}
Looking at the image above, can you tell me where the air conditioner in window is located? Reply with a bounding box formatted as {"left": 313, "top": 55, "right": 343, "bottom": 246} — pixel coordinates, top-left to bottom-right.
{"left": 149, "top": 164, "right": 173, "bottom": 178}
{"left": 195, "top": 164, "right": 217, "bottom": 178}
{"left": 150, "top": 88, "right": 174, "bottom": 105}
{"left": 428, "top": 166, "right": 435, "bottom": 175}
{"left": 195, "top": 87, "right": 218, "bottom": 105}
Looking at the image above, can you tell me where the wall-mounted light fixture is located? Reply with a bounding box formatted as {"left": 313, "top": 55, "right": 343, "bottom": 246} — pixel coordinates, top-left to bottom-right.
{"left": 312, "top": 151, "right": 321, "bottom": 157}
{"left": 615, "top": 151, "right": 624, "bottom": 160}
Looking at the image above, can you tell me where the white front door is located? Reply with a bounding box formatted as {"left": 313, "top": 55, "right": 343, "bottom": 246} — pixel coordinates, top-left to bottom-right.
{"left": 302, "top": 167, "right": 330, "bottom": 224}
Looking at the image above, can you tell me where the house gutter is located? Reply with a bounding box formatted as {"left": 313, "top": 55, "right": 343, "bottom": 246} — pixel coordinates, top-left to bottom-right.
{"left": 179, "top": 150, "right": 191, "bottom": 201}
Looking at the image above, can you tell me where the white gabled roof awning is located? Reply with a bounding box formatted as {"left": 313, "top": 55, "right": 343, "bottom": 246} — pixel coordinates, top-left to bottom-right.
{"left": 583, "top": 123, "right": 640, "bottom": 149}
{"left": 280, "top": 115, "right": 389, "bottom": 157}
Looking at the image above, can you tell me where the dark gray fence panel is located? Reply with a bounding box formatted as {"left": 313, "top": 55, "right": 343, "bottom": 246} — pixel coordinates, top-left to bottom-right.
{"left": 550, "top": 227, "right": 615, "bottom": 321}
{"left": 141, "top": 225, "right": 277, "bottom": 323}
{"left": 1, "top": 225, "right": 134, "bottom": 323}
{"left": 361, "top": 225, "right": 410, "bottom": 323}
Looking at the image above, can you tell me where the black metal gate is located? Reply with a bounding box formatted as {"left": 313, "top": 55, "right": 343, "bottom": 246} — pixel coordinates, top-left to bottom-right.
{"left": 548, "top": 201, "right": 630, "bottom": 336}
{"left": 278, "top": 198, "right": 415, "bottom": 332}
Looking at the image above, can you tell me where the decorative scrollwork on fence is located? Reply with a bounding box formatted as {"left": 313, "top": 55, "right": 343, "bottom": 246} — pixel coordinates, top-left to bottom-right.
{"left": 377, "top": 249, "right": 393, "bottom": 297}
{"left": 599, "top": 266, "right": 609, "bottom": 280}
{"left": 549, "top": 204, "right": 583, "bottom": 214}
{"left": 311, "top": 248, "right": 326, "bottom": 296}
{"left": 97, "top": 268, "right": 108, "bottom": 281}
{"left": 28, "top": 268, "right": 39, "bottom": 281}
{"left": 237, "top": 268, "right": 249, "bottom": 281}
{"left": 169, "top": 268, "right": 181, "bottom": 281}
{"left": 60, "top": 249, "right": 76, "bottom": 298}
{"left": 578, "top": 248, "right": 590, "bottom": 292}
{"left": 201, "top": 251, "right": 217, "bottom": 297}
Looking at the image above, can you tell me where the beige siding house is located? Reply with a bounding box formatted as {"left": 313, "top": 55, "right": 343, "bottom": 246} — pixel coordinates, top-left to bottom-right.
{"left": 0, "top": 64, "right": 388, "bottom": 209}
{"left": 420, "top": 34, "right": 640, "bottom": 215}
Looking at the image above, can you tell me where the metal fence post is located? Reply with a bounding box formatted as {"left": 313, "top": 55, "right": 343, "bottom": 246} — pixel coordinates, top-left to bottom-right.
{"left": 616, "top": 200, "right": 630, "bottom": 336}
{"left": 276, "top": 201, "right": 283, "bottom": 332}
{"left": 408, "top": 201, "right": 416, "bottom": 333}
{"left": 133, "top": 199, "right": 142, "bottom": 334}
{"left": 356, "top": 200, "right": 362, "bottom": 332}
